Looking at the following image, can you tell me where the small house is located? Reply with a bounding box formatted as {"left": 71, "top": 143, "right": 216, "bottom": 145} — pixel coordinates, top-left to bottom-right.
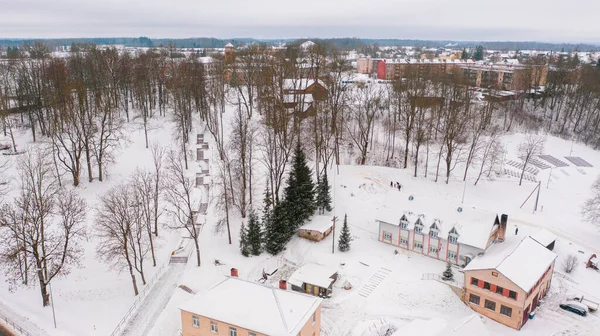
{"left": 288, "top": 263, "right": 338, "bottom": 297}
{"left": 299, "top": 216, "right": 335, "bottom": 242}
{"left": 180, "top": 276, "right": 322, "bottom": 336}
{"left": 529, "top": 228, "right": 557, "bottom": 251}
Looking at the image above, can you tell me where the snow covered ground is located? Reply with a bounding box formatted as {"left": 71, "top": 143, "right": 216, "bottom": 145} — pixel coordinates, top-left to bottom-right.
{"left": 2, "top": 104, "right": 600, "bottom": 336}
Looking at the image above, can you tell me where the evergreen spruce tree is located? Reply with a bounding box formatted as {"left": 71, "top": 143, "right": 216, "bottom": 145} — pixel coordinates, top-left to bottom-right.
{"left": 442, "top": 262, "right": 454, "bottom": 281}
{"left": 338, "top": 214, "right": 351, "bottom": 252}
{"left": 461, "top": 48, "right": 469, "bottom": 60}
{"left": 316, "top": 171, "right": 333, "bottom": 214}
{"left": 261, "top": 183, "right": 273, "bottom": 251}
{"left": 473, "top": 45, "right": 484, "bottom": 61}
{"left": 239, "top": 223, "right": 249, "bottom": 257}
{"left": 596, "top": 59, "right": 600, "bottom": 68}
{"left": 246, "top": 211, "right": 262, "bottom": 256}
{"left": 283, "top": 143, "right": 316, "bottom": 232}
{"left": 265, "top": 202, "right": 291, "bottom": 255}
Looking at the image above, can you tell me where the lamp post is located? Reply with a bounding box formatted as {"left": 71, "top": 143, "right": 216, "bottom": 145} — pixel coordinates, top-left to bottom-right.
{"left": 38, "top": 268, "right": 57, "bottom": 328}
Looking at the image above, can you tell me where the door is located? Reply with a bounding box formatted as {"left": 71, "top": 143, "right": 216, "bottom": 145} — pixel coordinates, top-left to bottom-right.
{"left": 313, "top": 285, "right": 319, "bottom": 296}
{"left": 522, "top": 305, "right": 530, "bottom": 328}
{"left": 305, "top": 283, "right": 312, "bottom": 294}
{"left": 532, "top": 294, "right": 539, "bottom": 312}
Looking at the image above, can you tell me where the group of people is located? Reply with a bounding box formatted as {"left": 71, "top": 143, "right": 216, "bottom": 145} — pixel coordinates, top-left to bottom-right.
{"left": 390, "top": 181, "right": 402, "bottom": 191}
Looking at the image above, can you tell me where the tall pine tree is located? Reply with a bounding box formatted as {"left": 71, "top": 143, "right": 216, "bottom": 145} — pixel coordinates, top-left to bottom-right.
{"left": 239, "top": 223, "right": 249, "bottom": 257}
{"left": 265, "top": 201, "right": 290, "bottom": 255}
{"left": 316, "top": 171, "right": 332, "bottom": 214}
{"left": 338, "top": 214, "right": 351, "bottom": 252}
{"left": 246, "top": 211, "right": 262, "bottom": 256}
{"left": 461, "top": 48, "right": 469, "bottom": 60}
{"left": 283, "top": 143, "right": 316, "bottom": 232}
{"left": 473, "top": 45, "right": 484, "bottom": 61}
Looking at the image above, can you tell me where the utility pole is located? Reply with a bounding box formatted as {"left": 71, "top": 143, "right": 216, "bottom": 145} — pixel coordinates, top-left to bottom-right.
{"left": 331, "top": 216, "right": 338, "bottom": 254}
{"left": 534, "top": 181, "right": 541, "bottom": 213}
{"left": 461, "top": 179, "right": 467, "bottom": 204}
{"left": 546, "top": 167, "right": 553, "bottom": 189}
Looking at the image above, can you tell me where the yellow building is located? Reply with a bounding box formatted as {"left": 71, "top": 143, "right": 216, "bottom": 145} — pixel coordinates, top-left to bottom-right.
{"left": 180, "top": 276, "right": 323, "bottom": 336}
{"left": 463, "top": 236, "right": 557, "bottom": 330}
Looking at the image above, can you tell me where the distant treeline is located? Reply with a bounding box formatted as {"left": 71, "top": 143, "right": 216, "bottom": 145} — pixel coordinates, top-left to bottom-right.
{"left": 0, "top": 37, "right": 598, "bottom": 52}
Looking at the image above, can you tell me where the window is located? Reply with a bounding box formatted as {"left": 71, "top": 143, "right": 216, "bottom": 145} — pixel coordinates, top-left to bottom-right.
{"left": 429, "top": 246, "right": 438, "bottom": 253}
{"left": 500, "top": 305, "right": 512, "bottom": 317}
{"left": 448, "top": 251, "right": 457, "bottom": 259}
{"left": 470, "top": 277, "right": 478, "bottom": 286}
{"left": 197, "top": 134, "right": 203, "bottom": 144}
{"left": 492, "top": 271, "right": 498, "bottom": 277}
{"left": 401, "top": 221, "right": 408, "bottom": 229}
{"left": 484, "top": 282, "right": 491, "bottom": 290}
{"left": 414, "top": 241, "right": 423, "bottom": 249}
{"left": 197, "top": 148, "right": 203, "bottom": 161}
{"left": 415, "top": 226, "right": 423, "bottom": 234}
{"left": 192, "top": 315, "right": 200, "bottom": 328}
{"left": 229, "top": 327, "right": 237, "bottom": 336}
{"left": 509, "top": 290, "right": 517, "bottom": 300}
{"left": 196, "top": 173, "right": 203, "bottom": 187}
{"left": 249, "top": 333, "right": 257, "bottom": 336}
{"left": 210, "top": 321, "right": 218, "bottom": 333}
{"left": 469, "top": 293, "right": 480, "bottom": 305}
{"left": 383, "top": 231, "right": 392, "bottom": 241}
{"left": 485, "top": 299, "right": 496, "bottom": 311}
{"left": 449, "top": 235, "right": 458, "bottom": 244}
{"left": 400, "top": 237, "right": 408, "bottom": 245}
{"left": 312, "top": 312, "right": 316, "bottom": 325}
{"left": 496, "top": 286, "right": 503, "bottom": 295}
{"left": 430, "top": 231, "right": 438, "bottom": 238}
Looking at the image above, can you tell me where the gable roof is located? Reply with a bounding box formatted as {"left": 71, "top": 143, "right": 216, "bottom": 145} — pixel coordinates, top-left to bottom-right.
{"left": 375, "top": 193, "right": 498, "bottom": 250}
{"left": 464, "top": 237, "right": 557, "bottom": 292}
{"left": 299, "top": 215, "right": 334, "bottom": 233}
{"left": 180, "top": 277, "right": 322, "bottom": 336}
{"left": 529, "top": 228, "right": 557, "bottom": 247}
{"left": 288, "top": 263, "right": 337, "bottom": 289}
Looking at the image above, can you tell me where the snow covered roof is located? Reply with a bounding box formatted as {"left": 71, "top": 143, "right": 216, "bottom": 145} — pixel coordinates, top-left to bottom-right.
{"left": 436, "top": 314, "right": 490, "bottom": 336}
{"left": 180, "top": 277, "right": 322, "bottom": 336}
{"left": 529, "top": 228, "right": 557, "bottom": 247}
{"left": 464, "top": 237, "right": 557, "bottom": 292}
{"left": 224, "top": 43, "right": 234, "bottom": 48}
{"left": 283, "top": 93, "right": 314, "bottom": 104}
{"left": 283, "top": 78, "right": 326, "bottom": 91}
{"left": 299, "top": 215, "right": 334, "bottom": 233}
{"left": 300, "top": 40, "right": 316, "bottom": 49}
{"left": 288, "top": 263, "right": 337, "bottom": 289}
{"left": 375, "top": 193, "right": 499, "bottom": 250}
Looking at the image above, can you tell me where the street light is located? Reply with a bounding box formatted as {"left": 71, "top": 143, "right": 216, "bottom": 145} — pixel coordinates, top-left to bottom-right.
{"left": 38, "top": 268, "right": 57, "bottom": 328}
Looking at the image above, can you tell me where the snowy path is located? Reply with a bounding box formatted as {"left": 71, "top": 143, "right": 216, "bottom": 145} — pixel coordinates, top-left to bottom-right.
{"left": 120, "top": 263, "right": 186, "bottom": 336}
{"left": 0, "top": 301, "right": 49, "bottom": 336}
{"left": 358, "top": 267, "right": 392, "bottom": 298}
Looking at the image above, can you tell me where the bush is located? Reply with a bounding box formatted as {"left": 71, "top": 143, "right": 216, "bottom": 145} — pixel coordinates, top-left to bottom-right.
{"left": 563, "top": 254, "right": 578, "bottom": 274}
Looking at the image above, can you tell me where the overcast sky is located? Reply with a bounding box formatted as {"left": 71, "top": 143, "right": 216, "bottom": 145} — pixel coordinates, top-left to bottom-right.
{"left": 1, "top": 0, "right": 599, "bottom": 42}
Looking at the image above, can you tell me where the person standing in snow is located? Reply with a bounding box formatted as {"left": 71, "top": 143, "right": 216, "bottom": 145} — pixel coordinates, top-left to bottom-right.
{"left": 515, "top": 227, "right": 519, "bottom": 235}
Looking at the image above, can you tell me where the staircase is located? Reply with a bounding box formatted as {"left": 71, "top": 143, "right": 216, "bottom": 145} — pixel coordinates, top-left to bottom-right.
{"left": 178, "top": 285, "right": 196, "bottom": 294}
{"left": 169, "top": 256, "right": 188, "bottom": 264}
{"left": 358, "top": 268, "right": 392, "bottom": 298}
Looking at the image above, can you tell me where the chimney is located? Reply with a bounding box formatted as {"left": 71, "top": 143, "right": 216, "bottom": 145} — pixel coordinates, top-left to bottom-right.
{"left": 498, "top": 214, "right": 508, "bottom": 242}
{"left": 279, "top": 280, "right": 287, "bottom": 290}
{"left": 230, "top": 268, "right": 238, "bottom": 277}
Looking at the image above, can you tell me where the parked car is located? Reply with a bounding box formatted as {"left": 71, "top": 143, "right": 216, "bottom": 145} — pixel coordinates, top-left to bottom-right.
{"left": 559, "top": 301, "right": 588, "bottom": 316}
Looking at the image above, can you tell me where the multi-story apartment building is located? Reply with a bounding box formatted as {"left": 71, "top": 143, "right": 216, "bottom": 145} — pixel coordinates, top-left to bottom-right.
{"left": 376, "top": 198, "right": 507, "bottom": 267}
{"left": 180, "top": 276, "right": 323, "bottom": 336}
{"left": 375, "top": 59, "right": 548, "bottom": 91}
{"left": 463, "top": 236, "right": 557, "bottom": 329}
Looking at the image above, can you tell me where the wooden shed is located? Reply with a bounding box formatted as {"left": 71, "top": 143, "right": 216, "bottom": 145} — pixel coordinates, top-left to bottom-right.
{"left": 298, "top": 216, "right": 335, "bottom": 242}
{"left": 288, "top": 263, "right": 338, "bottom": 297}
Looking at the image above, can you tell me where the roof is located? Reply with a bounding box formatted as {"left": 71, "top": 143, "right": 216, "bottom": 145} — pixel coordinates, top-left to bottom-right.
{"left": 283, "top": 93, "right": 314, "bottom": 104}
{"left": 436, "top": 314, "right": 490, "bottom": 336}
{"left": 299, "top": 215, "right": 334, "bottom": 233}
{"left": 464, "top": 237, "right": 557, "bottom": 292}
{"left": 224, "top": 43, "right": 234, "bottom": 48}
{"left": 375, "top": 193, "right": 499, "bottom": 250}
{"left": 180, "top": 277, "right": 322, "bottom": 336}
{"left": 529, "top": 228, "right": 557, "bottom": 247}
{"left": 283, "top": 78, "right": 327, "bottom": 91}
{"left": 288, "top": 263, "right": 337, "bottom": 289}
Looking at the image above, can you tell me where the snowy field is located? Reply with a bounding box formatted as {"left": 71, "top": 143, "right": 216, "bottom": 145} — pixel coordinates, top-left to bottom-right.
{"left": 2, "top": 106, "right": 600, "bottom": 336}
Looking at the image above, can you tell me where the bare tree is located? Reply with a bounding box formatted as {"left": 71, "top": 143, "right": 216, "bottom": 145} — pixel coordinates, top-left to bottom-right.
{"left": 474, "top": 128, "right": 503, "bottom": 185}
{"left": 150, "top": 142, "right": 166, "bottom": 236}
{"left": 346, "top": 82, "right": 384, "bottom": 165}
{"left": 582, "top": 176, "right": 600, "bottom": 226}
{"left": 517, "top": 134, "right": 546, "bottom": 186}
{"left": 131, "top": 169, "right": 158, "bottom": 267}
{"left": 562, "top": 254, "right": 578, "bottom": 274}
{"left": 165, "top": 150, "right": 202, "bottom": 266}
{"left": 96, "top": 184, "right": 140, "bottom": 296}
{"left": 0, "top": 151, "right": 86, "bottom": 306}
